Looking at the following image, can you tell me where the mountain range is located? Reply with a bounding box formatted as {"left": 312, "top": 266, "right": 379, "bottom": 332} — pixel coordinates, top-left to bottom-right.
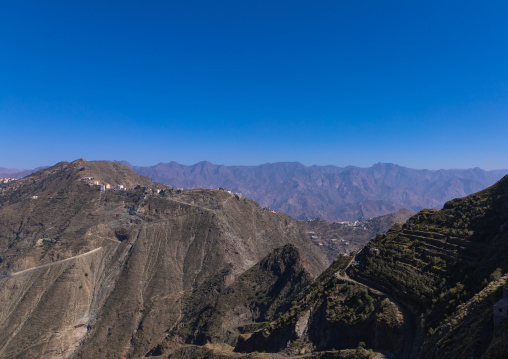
{"left": 0, "top": 167, "right": 47, "bottom": 179}
{"left": 1, "top": 160, "right": 508, "bottom": 358}
{"left": 122, "top": 161, "right": 507, "bottom": 221}
{"left": 4, "top": 161, "right": 506, "bottom": 223}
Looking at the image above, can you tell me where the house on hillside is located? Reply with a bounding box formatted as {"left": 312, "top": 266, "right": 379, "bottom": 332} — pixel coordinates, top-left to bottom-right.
{"left": 494, "top": 284, "right": 508, "bottom": 326}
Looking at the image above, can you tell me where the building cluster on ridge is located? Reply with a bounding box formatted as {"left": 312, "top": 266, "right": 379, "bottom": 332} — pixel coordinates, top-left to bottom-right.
{"left": 0, "top": 177, "right": 20, "bottom": 194}
{"left": 80, "top": 177, "right": 124, "bottom": 192}
{"left": 79, "top": 177, "right": 163, "bottom": 196}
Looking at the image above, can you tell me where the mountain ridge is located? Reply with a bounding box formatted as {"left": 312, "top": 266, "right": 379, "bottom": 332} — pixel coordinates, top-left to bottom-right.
{"left": 2, "top": 160, "right": 508, "bottom": 358}
{"left": 119, "top": 160, "right": 507, "bottom": 222}
{"left": 4, "top": 161, "right": 506, "bottom": 222}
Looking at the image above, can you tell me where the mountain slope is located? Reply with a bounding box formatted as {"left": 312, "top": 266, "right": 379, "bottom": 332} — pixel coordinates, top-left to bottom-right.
{"left": 0, "top": 160, "right": 329, "bottom": 358}
{"left": 235, "top": 175, "right": 508, "bottom": 358}
{"left": 144, "top": 244, "right": 314, "bottom": 356}
{"left": 125, "top": 161, "right": 507, "bottom": 221}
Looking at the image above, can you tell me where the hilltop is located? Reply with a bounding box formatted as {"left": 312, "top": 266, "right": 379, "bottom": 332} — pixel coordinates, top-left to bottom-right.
{"left": 4, "top": 160, "right": 505, "bottom": 222}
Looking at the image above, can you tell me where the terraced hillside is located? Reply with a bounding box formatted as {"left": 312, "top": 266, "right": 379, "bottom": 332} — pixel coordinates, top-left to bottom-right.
{"left": 346, "top": 175, "right": 508, "bottom": 357}
{"left": 235, "top": 255, "right": 408, "bottom": 357}
{"left": 220, "top": 176, "right": 508, "bottom": 359}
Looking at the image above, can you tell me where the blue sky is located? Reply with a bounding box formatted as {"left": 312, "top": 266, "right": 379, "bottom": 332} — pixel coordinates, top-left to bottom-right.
{"left": 1, "top": 1, "right": 507, "bottom": 170}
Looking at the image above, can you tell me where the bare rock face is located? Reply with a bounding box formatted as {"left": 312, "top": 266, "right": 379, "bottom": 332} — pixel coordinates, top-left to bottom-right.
{"left": 0, "top": 160, "right": 329, "bottom": 358}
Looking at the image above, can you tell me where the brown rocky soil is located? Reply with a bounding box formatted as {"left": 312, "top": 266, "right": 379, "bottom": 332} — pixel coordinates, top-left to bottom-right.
{"left": 0, "top": 160, "right": 329, "bottom": 358}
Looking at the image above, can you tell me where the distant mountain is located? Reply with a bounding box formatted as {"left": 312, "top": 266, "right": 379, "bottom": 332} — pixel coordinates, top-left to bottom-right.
{"left": 124, "top": 161, "right": 508, "bottom": 221}
{"left": 0, "top": 166, "right": 47, "bottom": 179}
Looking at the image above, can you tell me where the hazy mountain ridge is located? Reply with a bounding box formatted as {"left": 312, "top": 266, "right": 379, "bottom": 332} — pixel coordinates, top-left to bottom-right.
{"left": 0, "top": 167, "right": 47, "bottom": 179}
{"left": 124, "top": 161, "right": 507, "bottom": 221}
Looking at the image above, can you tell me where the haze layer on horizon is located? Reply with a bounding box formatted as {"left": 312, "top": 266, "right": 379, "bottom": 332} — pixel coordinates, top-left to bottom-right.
{"left": 1, "top": 1, "right": 507, "bottom": 170}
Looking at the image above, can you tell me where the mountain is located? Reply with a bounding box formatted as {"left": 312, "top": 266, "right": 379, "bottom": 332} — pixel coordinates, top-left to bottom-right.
{"left": 3, "top": 159, "right": 508, "bottom": 358}
{"left": 0, "top": 166, "right": 47, "bottom": 179}
{"left": 233, "top": 175, "right": 508, "bottom": 358}
{"left": 124, "top": 161, "right": 507, "bottom": 221}
{"left": 0, "top": 160, "right": 329, "bottom": 358}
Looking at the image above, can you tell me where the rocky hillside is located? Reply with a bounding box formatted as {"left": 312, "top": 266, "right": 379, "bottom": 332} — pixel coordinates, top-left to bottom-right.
{"left": 124, "top": 161, "right": 507, "bottom": 221}
{"left": 145, "top": 244, "right": 314, "bottom": 356}
{"left": 0, "top": 160, "right": 330, "bottom": 358}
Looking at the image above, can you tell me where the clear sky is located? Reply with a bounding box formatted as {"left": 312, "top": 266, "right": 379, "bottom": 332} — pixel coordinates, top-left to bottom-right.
{"left": 1, "top": 1, "right": 507, "bottom": 170}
